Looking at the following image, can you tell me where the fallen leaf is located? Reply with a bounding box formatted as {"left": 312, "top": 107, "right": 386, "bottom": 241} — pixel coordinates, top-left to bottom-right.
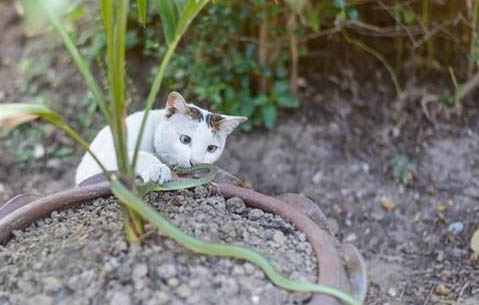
{"left": 381, "top": 197, "right": 394, "bottom": 212}
{"left": 471, "top": 228, "right": 479, "bottom": 254}
{"left": 435, "top": 283, "right": 450, "bottom": 295}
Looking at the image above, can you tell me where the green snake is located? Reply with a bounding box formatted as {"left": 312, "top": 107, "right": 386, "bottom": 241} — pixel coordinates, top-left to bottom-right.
{"left": 138, "top": 164, "right": 217, "bottom": 194}
{"left": 111, "top": 164, "right": 360, "bottom": 305}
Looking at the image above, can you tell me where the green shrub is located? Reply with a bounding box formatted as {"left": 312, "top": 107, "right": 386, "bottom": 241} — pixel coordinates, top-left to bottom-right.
{"left": 134, "top": 0, "right": 313, "bottom": 130}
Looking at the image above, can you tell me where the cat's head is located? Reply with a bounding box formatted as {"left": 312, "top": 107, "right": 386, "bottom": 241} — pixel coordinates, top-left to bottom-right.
{"left": 154, "top": 92, "right": 247, "bottom": 167}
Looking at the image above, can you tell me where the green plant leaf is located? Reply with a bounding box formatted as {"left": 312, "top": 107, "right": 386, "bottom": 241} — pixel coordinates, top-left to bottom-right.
{"left": 137, "top": 0, "right": 147, "bottom": 26}
{"left": 253, "top": 94, "right": 268, "bottom": 106}
{"left": 333, "top": 0, "right": 345, "bottom": 9}
{"left": 262, "top": 104, "right": 277, "bottom": 129}
{"left": 273, "top": 81, "right": 289, "bottom": 95}
{"left": 347, "top": 8, "right": 359, "bottom": 21}
{"left": 0, "top": 103, "right": 53, "bottom": 130}
{"left": 0, "top": 103, "right": 107, "bottom": 174}
{"left": 277, "top": 94, "right": 299, "bottom": 108}
{"left": 101, "top": 0, "right": 132, "bottom": 177}
{"left": 401, "top": 10, "right": 415, "bottom": 25}
{"left": 42, "top": 1, "right": 110, "bottom": 124}
{"left": 153, "top": 0, "right": 179, "bottom": 45}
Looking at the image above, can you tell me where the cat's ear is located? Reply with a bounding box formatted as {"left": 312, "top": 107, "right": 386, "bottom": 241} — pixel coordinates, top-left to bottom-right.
{"left": 165, "top": 91, "right": 188, "bottom": 117}
{"left": 216, "top": 115, "right": 248, "bottom": 136}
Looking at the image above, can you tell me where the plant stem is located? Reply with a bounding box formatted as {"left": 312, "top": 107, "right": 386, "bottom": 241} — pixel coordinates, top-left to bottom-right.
{"left": 287, "top": 13, "right": 298, "bottom": 95}
{"left": 44, "top": 3, "right": 111, "bottom": 124}
{"left": 102, "top": 0, "right": 144, "bottom": 244}
{"left": 342, "top": 30, "right": 402, "bottom": 97}
{"left": 469, "top": 0, "right": 479, "bottom": 77}
{"left": 422, "top": 0, "right": 434, "bottom": 67}
{"left": 131, "top": 37, "right": 180, "bottom": 170}
{"left": 131, "top": 0, "right": 211, "bottom": 171}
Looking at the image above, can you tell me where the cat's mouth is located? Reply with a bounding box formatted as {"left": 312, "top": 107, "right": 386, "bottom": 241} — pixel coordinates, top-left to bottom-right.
{"left": 164, "top": 158, "right": 192, "bottom": 169}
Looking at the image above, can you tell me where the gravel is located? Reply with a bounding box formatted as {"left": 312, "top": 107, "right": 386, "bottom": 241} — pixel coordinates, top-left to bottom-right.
{"left": 0, "top": 187, "right": 317, "bottom": 305}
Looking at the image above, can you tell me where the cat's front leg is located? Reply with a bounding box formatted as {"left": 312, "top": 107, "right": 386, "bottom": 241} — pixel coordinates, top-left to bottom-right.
{"left": 130, "top": 151, "right": 171, "bottom": 184}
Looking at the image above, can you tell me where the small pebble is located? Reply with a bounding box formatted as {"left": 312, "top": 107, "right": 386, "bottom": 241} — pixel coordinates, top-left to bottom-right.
{"left": 194, "top": 186, "right": 208, "bottom": 198}
{"left": 311, "top": 171, "right": 323, "bottom": 184}
{"left": 249, "top": 209, "right": 264, "bottom": 220}
{"left": 244, "top": 262, "right": 256, "bottom": 275}
{"left": 226, "top": 197, "right": 246, "bottom": 214}
{"left": 388, "top": 288, "right": 397, "bottom": 297}
{"left": 157, "top": 264, "right": 177, "bottom": 278}
{"left": 448, "top": 221, "right": 464, "bottom": 234}
{"left": 167, "top": 277, "right": 179, "bottom": 287}
{"left": 110, "top": 291, "right": 131, "bottom": 305}
{"left": 232, "top": 265, "right": 244, "bottom": 275}
{"left": 28, "top": 294, "right": 54, "bottom": 305}
{"left": 380, "top": 197, "right": 394, "bottom": 212}
{"left": 176, "top": 284, "right": 191, "bottom": 298}
{"left": 345, "top": 233, "right": 357, "bottom": 242}
{"left": 206, "top": 196, "right": 226, "bottom": 209}
{"left": 42, "top": 276, "right": 61, "bottom": 292}
{"left": 272, "top": 231, "right": 286, "bottom": 244}
{"left": 251, "top": 295, "right": 260, "bottom": 304}
{"left": 150, "top": 291, "right": 169, "bottom": 305}
{"left": 132, "top": 264, "right": 148, "bottom": 281}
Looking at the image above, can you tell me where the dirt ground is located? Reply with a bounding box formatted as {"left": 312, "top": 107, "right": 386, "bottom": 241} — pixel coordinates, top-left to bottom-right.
{"left": 1, "top": 2, "right": 479, "bottom": 305}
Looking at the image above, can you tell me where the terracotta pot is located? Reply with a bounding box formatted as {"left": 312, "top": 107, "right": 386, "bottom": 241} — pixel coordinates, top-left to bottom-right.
{"left": 0, "top": 168, "right": 367, "bottom": 305}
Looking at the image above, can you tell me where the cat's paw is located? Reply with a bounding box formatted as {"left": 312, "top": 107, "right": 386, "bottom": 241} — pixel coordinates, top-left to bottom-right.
{"left": 140, "top": 163, "right": 171, "bottom": 184}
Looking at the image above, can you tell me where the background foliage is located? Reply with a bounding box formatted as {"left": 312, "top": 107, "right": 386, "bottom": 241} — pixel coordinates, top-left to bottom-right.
{"left": 121, "top": 0, "right": 479, "bottom": 129}
{"left": 15, "top": 0, "right": 479, "bottom": 132}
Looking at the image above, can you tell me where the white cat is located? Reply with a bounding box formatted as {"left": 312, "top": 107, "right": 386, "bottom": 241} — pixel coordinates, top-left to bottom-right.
{"left": 75, "top": 92, "right": 247, "bottom": 185}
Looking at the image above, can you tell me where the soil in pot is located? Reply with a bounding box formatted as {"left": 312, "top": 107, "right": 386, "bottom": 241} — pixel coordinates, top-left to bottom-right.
{"left": 0, "top": 186, "right": 317, "bottom": 305}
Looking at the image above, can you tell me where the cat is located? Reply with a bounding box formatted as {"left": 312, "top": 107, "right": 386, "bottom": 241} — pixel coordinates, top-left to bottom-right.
{"left": 75, "top": 92, "right": 247, "bottom": 185}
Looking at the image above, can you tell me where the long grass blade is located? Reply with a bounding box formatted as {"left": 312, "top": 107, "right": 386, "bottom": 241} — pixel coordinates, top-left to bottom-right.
{"left": 0, "top": 103, "right": 108, "bottom": 176}
{"left": 137, "top": 0, "right": 147, "bottom": 26}
{"left": 153, "top": 0, "right": 179, "bottom": 45}
{"left": 42, "top": 3, "right": 111, "bottom": 124}
{"left": 101, "top": 0, "right": 132, "bottom": 178}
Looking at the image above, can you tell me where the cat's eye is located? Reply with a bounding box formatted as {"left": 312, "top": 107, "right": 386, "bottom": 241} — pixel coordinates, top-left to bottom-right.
{"left": 180, "top": 135, "right": 191, "bottom": 144}
{"left": 207, "top": 145, "right": 218, "bottom": 153}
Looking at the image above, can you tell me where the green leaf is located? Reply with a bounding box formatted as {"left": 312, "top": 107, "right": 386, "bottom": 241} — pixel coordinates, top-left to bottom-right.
{"left": 333, "top": 0, "right": 345, "bottom": 9}
{"left": 153, "top": 0, "right": 179, "bottom": 45}
{"left": 0, "top": 103, "right": 108, "bottom": 174}
{"left": 272, "top": 81, "right": 289, "bottom": 95}
{"left": 262, "top": 104, "right": 277, "bottom": 129}
{"left": 137, "top": 0, "right": 147, "bottom": 26}
{"left": 253, "top": 94, "right": 268, "bottom": 106}
{"left": 401, "top": 10, "right": 415, "bottom": 25}
{"left": 347, "top": 8, "right": 359, "bottom": 21}
{"left": 0, "top": 104, "right": 54, "bottom": 130}
{"left": 277, "top": 94, "right": 299, "bottom": 108}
